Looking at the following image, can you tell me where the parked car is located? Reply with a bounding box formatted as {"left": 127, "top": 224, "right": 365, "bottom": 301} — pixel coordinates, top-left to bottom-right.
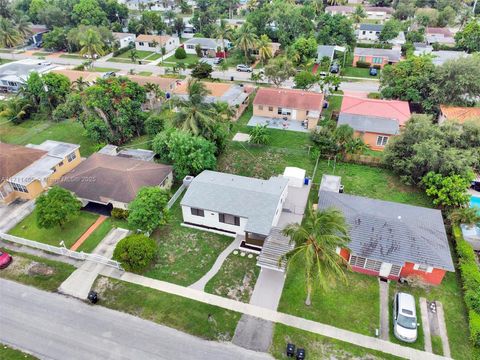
{"left": 319, "top": 71, "right": 327, "bottom": 77}
{"left": 369, "top": 67, "right": 378, "bottom": 76}
{"left": 102, "top": 71, "right": 116, "bottom": 78}
{"left": 330, "top": 63, "right": 340, "bottom": 73}
{"left": 213, "top": 57, "right": 223, "bottom": 65}
{"left": 0, "top": 251, "right": 12, "bottom": 269}
{"left": 393, "top": 292, "right": 419, "bottom": 343}
{"left": 236, "top": 64, "right": 252, "bottom": 72}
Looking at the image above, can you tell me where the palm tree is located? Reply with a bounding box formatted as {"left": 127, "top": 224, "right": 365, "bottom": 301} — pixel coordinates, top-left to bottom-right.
{"left": 235, "top": 23, "right": 258, "bottom": 63}
{"left": 79, "top": 29, "right": 105, "bottom": 65}
{"left": 0, "top": 97, "right": 31, "bottom": 124}
{"left": 256, "top": 34, "right": 272, "bottom": 67}
{"left": 144, "top": 82, "right": 165, "bottom": 102}
{"left": 0, "top": 17, "right": 23, "bottom": 48}
{"left": 15, "top": 16, "right": 33, "bottom": 38}
{"left": 130, "top": 49, "right": 139, "bottom": 63}
{"left": 214, "top": 101, "right": 235, "bottom": 121}
{"left": 352, "top": 6, "right": 366, "bottom": 24}
{"left": 282, "top": 207, "right": 350, "bottom": 306}
{"left": 215, "top": 19, "right": 233, "bottom": 57}
{"left": 71, "top": 77, "right": 89, "bottom": 91}
{"left": 172, "top": 79, "right": 218, "bottom": 136}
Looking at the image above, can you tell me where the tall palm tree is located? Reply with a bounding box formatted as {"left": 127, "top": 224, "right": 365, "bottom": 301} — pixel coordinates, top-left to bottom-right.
{"left": 0, "top": 17, "right": 23, "bottom": 48}
{"left": 234, "top": 23, "right": 258, "bottom": 63}
{"left": 215, "top": 19, "right": 233, "bottom": 57}
{"left": 352, "top": 6, "right": 366, "bottom": 24}
{"left": 71, "top": 77, "right": 89, "bottom": 91}
{"left": 256, "top": 34, "right": 272, "bottom": 67}
{"left": 282, "top": 207, "right": 350, "bottom": 306}
{"left": 79, "top": 29, "right": 105, "bottom": 64}
{"left": 130, "top": 49, "right": 139, "bottom": 63}
{"left": 15, "top": 16, "right": 33, "bottom": 38}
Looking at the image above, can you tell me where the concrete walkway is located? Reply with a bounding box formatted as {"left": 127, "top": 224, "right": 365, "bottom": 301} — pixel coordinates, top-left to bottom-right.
{"left": 189, "top": 237, "right": 242, "bottom": 291}
{"left": 379, "top": 279, "right": 389, "bottom": 340}
{"left": 420, "top": 297, "right": 433, "bottom": 352}
{"left": 99, "top": 268, "right": 450, "bottom": 360}
{"left": 0, "top": 200, "right": 35, "bottom": 233}
{"left": 436, "top": 302, "right": 451, "bottom": 358}
{"left": 70, "top": 215, "right": 107, "bottom": 251}
{"left": 59, "top": 228, "right": 129, "bottom": 299}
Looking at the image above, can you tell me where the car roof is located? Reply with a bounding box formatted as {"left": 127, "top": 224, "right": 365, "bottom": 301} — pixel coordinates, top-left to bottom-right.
{"left": 397, "top": 293, "right": 416, "bottom": 314}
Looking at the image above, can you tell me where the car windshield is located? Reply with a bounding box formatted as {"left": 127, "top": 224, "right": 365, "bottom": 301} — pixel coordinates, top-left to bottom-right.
{"left": 397, "top": 314, "right": 417, "bottom": 329}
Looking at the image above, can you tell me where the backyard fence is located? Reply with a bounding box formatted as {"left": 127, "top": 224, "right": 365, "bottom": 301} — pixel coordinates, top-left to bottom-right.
{"left": 344, "top": 153, "right": 384, "bottom": 167}
{"left": 167, "top": 184, "right": 186, "bottom": 209}
{"left": 0, "top": 232, "right": 123, "bottom": 270}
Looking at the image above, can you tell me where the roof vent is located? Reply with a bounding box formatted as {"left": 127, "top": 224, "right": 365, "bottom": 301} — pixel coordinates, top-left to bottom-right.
{"left": 397, "top": 215, "right": 402, "bottom": 220}
{"left": 183, "top": 175, "right": 194, "bottom": 187}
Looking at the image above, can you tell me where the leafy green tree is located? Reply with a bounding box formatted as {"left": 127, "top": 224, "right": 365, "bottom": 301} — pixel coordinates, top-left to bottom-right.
{"left": 449, "top": 207, "right": 480, "bottom": 226}
{"left": 316, "top": 13, "right": 355, "bottom": 46}
{"left": 438, "top": 6, "right": 456, "bottom": 27}
{"left": 0, "top": 97, "right": 32, "bottom": 124}
{"left": 379, "top": 19, "right": 401, "bottom": 42}
{"left": 113, "top": 234, "right": 157, "bottom": 272}
{"left": 36, "top": 186, "right": 82, "bottom": 229}
{"left": 264, "top": 56, "right": 296, "bottom": 87}
{"left": 129, "top": 48, "right": 138, "bottom": 63}
{"left": 79, "top": 28, "right": 106, "bottom": 61}
{"left": 42, "top": 72, "right": 71, "bottom": 109}
{"left": 174, "top": 16, "right": 185, "bottom": 37}
{"left": 215, "top": 18, "right": 233, "bottom": 54}
{"left": 190, "top": 62, "right": 213, "bottom": 79}
{"left": 415, "top": 8, "right": 439, "bottom": 27}
{"left": 422, "top": 172, "right": 472, "bottom": 208}
{"left": 394, "top": 0, "right": 416, "bottom": 20}
{"left": 0, "top": 16, "right": 23, "bottom": 48}
{"left": 152, "top": 129, "right": 217, "bottom": 179}
{"left": 144, "top": 113, "right": 165, "bottom": 136}
{"left": 72, "top": 0, "right": 108, "bottom": 26}
{"left": 128, "top": 187, "right": 170, "bottom": 233}
{"left": 37, "top": 5, "right": 69, "bottom": 29}
{"left": 294, "top": 71, "right": 319, "bottom": 90}
{"left": 291, "top": 36, "right": 317, "bottom": 64}
{"left": 352, "top": 5, "right": 366, "bottom": 23}
{"left": 270, "top": 0, "right": 314, "bottom": 46}
{"left": 249, "top": 124, "right": 270, "bottom": 145}
{"left": 235, "top": 23, "right": 258, "bottom": 63}
{"left": 282, "top": 207, "right": 350, "bottom": 306}
{"left": 455, "top": 20, "right": 480, "bottom": 53}
{"left": 42, "top": 27, "right": 68, "bottom": 50}
{"left": 174, "top": 47, "right": 187, "bottom": 59}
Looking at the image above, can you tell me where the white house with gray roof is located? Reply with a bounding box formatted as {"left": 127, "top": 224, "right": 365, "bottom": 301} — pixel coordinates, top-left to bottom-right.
{"left": 0, "top": 59, "right": 57, "bottom": 93}
{"left": 181, "top": 170, "right": 289, "bottom": 249}
{"left": 357, "top": 24, "right": 384, "bottom": 42}
{"left": 183, "top": 37, "right": 231, "bottom": 56}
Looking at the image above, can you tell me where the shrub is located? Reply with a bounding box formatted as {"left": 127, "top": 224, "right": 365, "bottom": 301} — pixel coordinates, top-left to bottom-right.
{"left": 356, "top": 61, "right": 371, "bottom": 68}
{"left": 469, "top": 310, "right": 480, "bottom": 346}
{"left": 113, "top": 43, "right": 134, "bottom": 57}
{"left": 367, "top": 92, "right": 381, "bottom": 99}
{"left": 111, "top": 208, "right": 129, "bottom": 220}
{"left": 113, "top": 234, "right": 157, "bottom": 272}
{"left": 144, "top": 113, "right": 165, "bottom": 136}
{"left": 373, "top": 64, "right": 382, "bottom": 70}
{"left": 465, "top": 289, "right": 480, "bottom": 313}
{"left": 174, "top": 47, "right": 187, "bottom": 59}
{"left": 460, "top": 262, "right": 480, "bottom": 290}
{"left": 456, "top": 238, "right": 477, "bottom": 263}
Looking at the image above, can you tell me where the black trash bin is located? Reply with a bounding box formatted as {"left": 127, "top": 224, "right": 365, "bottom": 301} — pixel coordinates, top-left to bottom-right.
{"left": 296, "top": 348, "right": 306, "bottom": 360}
{"left": 230, "top": 76, "right": 234, "bottom": 81}
{"left": 88, "top": 290, "right": 98, "bottom": 304}
{"left": 286, "top": 343, "right": 295, "bottom": 357}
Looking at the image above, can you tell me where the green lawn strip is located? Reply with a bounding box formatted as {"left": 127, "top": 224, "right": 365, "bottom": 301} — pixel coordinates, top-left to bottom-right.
{"left": 9, "top": 209, "right": 99, "bottom": 248}
{"left": 323, "top": 95, "right": 343, "bottom": 121}
{"left": 0, "top": 249, "right": 76, "bottom": 291}
{"left": 59, "top": 54, "right": 83, "bottom": 59}
{"left": 164, "top": 54, "right": 199, "bottom": 65}
{"left": 431, "top": 335, "right": 444, "bottom": 356}
{"left": 278, "top": 261, "right": 380, "bottom": 336}
{"left": 0, "top": 49, "right": 13, "bottom": 53}
{"left": 77, "top": 217, "right": 132, "bottom": 253}
{"left": 137, "top": 71, "right": 153, "bottom": 76}
{"left": 313, "top": 160, "right": 432, "bottom": 207}
{"left": 145, "top": 201, "right": 232, "bottom": 286}
{"left": 389, "top": 272, "right": 479, "bottom": 359}
{"left": 0, "top": 344, "right": 38, "bottom": 360}
{"left": 342, "top": 66, "right": 380, "bottom": 79}
{"left": 114, "top": 49, "right": 154, "bottom": 60}
{"left": 107, "top": 58, "right": 134, "bottom": 64}
{"left": 0, "top": 59, "right": 14, "bottom": 64}
{"left": 144, "top": 52, "right": 162, "bottom": 61}
{"left": 204, "top": 251, "right": 260, "bottom": 303}
{"left": 92, "top": 276, "right": 241, "bottom": 341}
{"left": 90, "top": 67, "right": 120, "bottom": 72}
{"left": 271, "top": 324, "right": 405, "bottom": 360}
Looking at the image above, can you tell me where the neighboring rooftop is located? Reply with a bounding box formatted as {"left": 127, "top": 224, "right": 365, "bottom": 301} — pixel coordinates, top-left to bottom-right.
{"left": 254, "top": 88, "right": 324, "bottom": 111}
{"left": 51, "top": 69, "right": 100, "bottom": 83}
{"left": 135, "top": 34, "right": 174, "bottom": 45}
{"left": 112, "top": 32, "right": 136, "bottom": 40}
{"left": 426, "top": 27, "right": 453, "bottom": 36}
{"left": 27, "top": 140, "right": 79, "bottom": 159}
{"left": 59, "top": 153, "right": 173, "bottom": 204}
{"left": 340, "top": 96, "right": 411, "bottom": 126}
{"left": 174, "top": 81, "right": 253, "bottom": 106}
{"left": 364, "top": 6, "right": 394, "bottom": 13}
{"left": 0, "top": 143, "right": 46, "bottom": 182}
{"left": 440, "top": 105, "right": 480, "bottom": 124}
{"left": 338, "top": 113, "right": 400, "bottom": 135}
{"left": 183, "top": 37, "right": 228, "bottom": 49}
{"left": 359, "top": 24, "right": 384, "bottom": 32}
{"left": 353, "top": 47, "right": 401, "bottom": 62}
{"left": 318, "top": 191, "right": 455, "bottom": 271}
{"left": 0, "top": 59, "right": 57, "bottom": 82}
{"left": 325, "top": 5, "right": 354, "bottom": 13}
{"left": 181, "top": 170, "right": 289, "bottom": 235}
{"left": 98, "top": 144, "right": 155, "bottom": 162}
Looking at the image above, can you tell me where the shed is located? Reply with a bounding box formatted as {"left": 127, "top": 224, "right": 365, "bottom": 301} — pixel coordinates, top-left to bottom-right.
{"left": 283, "top": 167, "right": 306, "bottom": 188}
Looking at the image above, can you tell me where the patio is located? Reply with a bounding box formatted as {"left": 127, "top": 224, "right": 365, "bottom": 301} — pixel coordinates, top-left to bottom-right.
{"left": 247, "top": 116, "right": 310, "bottom": 133}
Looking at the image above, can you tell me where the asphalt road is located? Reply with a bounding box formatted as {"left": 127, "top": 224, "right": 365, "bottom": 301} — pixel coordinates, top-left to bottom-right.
{"left": 0, "top": 279, "right": 273, "bottom": 360}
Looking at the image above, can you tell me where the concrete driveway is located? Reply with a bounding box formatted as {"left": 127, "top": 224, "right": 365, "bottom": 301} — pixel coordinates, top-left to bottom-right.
{"left": 0, "top": 200, "right": 35, "bottom": 233}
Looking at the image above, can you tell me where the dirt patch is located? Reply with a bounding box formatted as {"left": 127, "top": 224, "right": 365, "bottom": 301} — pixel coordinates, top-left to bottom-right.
{"left": 27, "top": 262, "right": 55, "bottom": 276}
{"left": 3, "top": 257, "right": 30, "bottom": 276}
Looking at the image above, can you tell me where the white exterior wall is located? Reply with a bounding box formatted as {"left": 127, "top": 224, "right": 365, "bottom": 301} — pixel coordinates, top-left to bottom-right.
{"left": 181, "top": 205, "right": 248, "bottom": 235}
{"left": 357, "top": 30, "right": 381, "bottom": 42}
{"left": 184, "top": 44, "right": 198, "bottom": 55}
{"left": 135, "top": 37, "right": 179, "bottom": 53}
{"left": 118, "top": 35, "right": 135, "bottom": 49}
{"left": 271, "top": 186, "right": 288, "bottom": 227}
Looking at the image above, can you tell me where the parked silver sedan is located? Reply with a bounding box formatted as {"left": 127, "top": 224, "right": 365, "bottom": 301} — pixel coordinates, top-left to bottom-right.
{"left": 393, "top": 292, "right": 419, "bottom": 343}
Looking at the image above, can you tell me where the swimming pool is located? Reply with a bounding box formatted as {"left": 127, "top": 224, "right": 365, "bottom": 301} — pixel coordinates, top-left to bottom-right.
{"left": 471, "top": 195, "right": 480, "bottom": 214}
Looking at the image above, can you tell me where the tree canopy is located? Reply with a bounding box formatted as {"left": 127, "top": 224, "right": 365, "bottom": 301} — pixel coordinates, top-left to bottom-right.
{"left": 35, "top": 186, "right": 82, "bottom": 229}
{"left": 128, "top": 187, "right": 170, "bottom": 234}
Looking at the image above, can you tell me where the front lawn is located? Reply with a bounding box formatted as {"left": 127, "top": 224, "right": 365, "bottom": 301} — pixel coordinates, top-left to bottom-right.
{"left": 0, "top": 344, "right": 38, "bottom": 360}
{"left": 137, "top": 71, "right": 153, "bottom": 76}
{"left": 92, "top": 276, "right": 241, "bottom": 341}
{"left": 59, "top": 53, "right": 84, "bottom": 59}
{"left": 90, "top": 67, "right": 120, "bottom": 72}
{"left": 0, "top": 249, "right": 76, "bottom": 291}
{"left": 145, "top": 201, "right": 233, "bottom": 286}
{"left": 163, "top": 53, "right": 199, "bottom": 66}
{"left": 204, "top": 251, "right": 260, "bottom": 303}
{"left": 278, "top": 261, "right": 380, "bottom": 336}
{"left": 342, "top": 66, "right": 380, "bottom": 79}
{"left": 9, "top": 209, "right": 99, "bottom": 249}
{"left": 111, "top": 49, "right": 156, "bottom": 63}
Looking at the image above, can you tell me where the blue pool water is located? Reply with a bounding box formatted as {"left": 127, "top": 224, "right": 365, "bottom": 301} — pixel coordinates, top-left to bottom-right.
{"left": 471, "top": 195, "right": 480, "bottom": 214}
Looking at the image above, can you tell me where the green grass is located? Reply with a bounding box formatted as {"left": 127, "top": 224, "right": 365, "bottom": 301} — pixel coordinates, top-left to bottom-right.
{"left": 137, "top": 71, "right": 153, "bottom": 76}
{"left": 90, "top": 67, "right": 120, "bottom": 72}
{"left": 0, "top": 59, "right": 14, "bottom": 64}
{"left": 144, "top": 52, "right": 163, "bottom": 61}
{"left": 431, "top": 335, "right": 444, "bottom": 356}
{"left": 9, "top": 209, "right": 99, "bottom": 249}
{"left": 0, "top": 249, "right": 75, "bottom": 291}
{"left": 107, "top": 57, "right": 133, "bottom": 64}
{"left": 204, "top": 251, "right": 260, "bottom": 303}
{"left": 59, "top": 54, "right": 84, "bottom": 59}
{"left": 271, "top": 324, "right": 404, "bottom": 360}
{"left": 389, "top": 272, "right": 479, "bottom": 359}
{"left": 146, "top": 201, "right": 233, "bottom": 286}
{"left": 279, "top": 262, "right": 380, "bottom": 336}
{"left": 0, "top": 344, "right": 38, "bottom": 360}
{"left": 163, "top": 54, "right": 199, "bottom": 66}
{"left": 322, "top": 95, "right": 343, "bottom": 121}
{"left": 92, "top": 276, "right": 241, "bottom": 341}
{"left": 113, "top": 49, "right": 154, "bottom": 61}
{"left": 342, "top": 66, "right": 381, "bottom": 79}
{"left": 76, "top": 217, "right": 132, "bottom": 253}
{"left": 0, "top": 119, "right": 100, "bottom": 157}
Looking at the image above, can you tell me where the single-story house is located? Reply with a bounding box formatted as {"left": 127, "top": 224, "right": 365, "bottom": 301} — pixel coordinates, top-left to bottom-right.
{"left": 325, "top": 5, "right": 354, "bottom": 15}
{"left": 388, "top": 31, "right": 406, "bottom": 47}
{"left": 0, "top": 141, "right": 81, "bottom": 204}
{"left": 364, "top": 6, "right": 394, "bottom": 21}
{"left": 181, "top": 170, "right": 289, "bottom": 249}
{"left": 249, "top": 87, "right": 324, "bottom": 132}
{"left": 97, "top": 144, "right": 155, "bottom": 162}
{"left": 183, "top": 37, "right": 231, "bottom": 57}
{"left": 425, "top": 27, "right": 455, "bottom": 46}
{"left": 338, "top": 96, "right": 411, "bottom": 150}
{"left": 318, "top": 189, "right": 455, "bottom": 285}
{"left": 357, "top": 24, "right": 384, "bottom": 42}
{"left": 28, "top": 24, "right": 49, "bottom": 47}
{"left": 135, "top": 34, "right": 179, "bottom": 53}
{"left": 353, "top": 47, "right": 401, "bottom": 68}
{"left": 119, "top": 0, "right": 176, "bottom": 11}
{"left": 173, "top": 81, "right": 253, "bottom": 119}
{"left": 0, "top": 59, "right": 57, "bottom": 92}
{"left": 112, "top": 32, "right": 136, "bottom": 49}
{"left": 438, "top": 105, "right": 480, "bottom": 125}
{"left": 59, "top": 152, "right": 173, "bottom": 210}
{"left": 413, "top": 45, "right": 469, "bottom": 66}
{"left": 316, "top": 45, "right": 346, "bottom": 64}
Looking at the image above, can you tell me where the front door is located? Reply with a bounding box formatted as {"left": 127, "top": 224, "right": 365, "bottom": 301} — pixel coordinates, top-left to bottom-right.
{"left": 379, "top": 262, "right": 392, "bottom": 277}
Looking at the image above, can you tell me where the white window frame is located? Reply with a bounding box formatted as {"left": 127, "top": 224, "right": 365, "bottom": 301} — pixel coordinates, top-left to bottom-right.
{"left": 67, "top": 152, "right": 76, "bottom": 163}
{"left": 376, "top": 135, "right": 389, "bottom": 146}
{"left": 413, "top": 264, "right": 433, "bottom": 273}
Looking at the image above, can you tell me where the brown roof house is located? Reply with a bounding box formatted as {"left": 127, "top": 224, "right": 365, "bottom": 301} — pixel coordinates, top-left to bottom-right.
{"left": 135, "top": 34, "right": 179, "bottom": 55}
{"left": 439, "top": 105, "right": 480, "bottom": 125}
{"left": 0, "top": 141, "right": 81, "bottom": 204}
{"left": 59, "top": 151, "right": 173, "bottom": 210}
{"left": 249, "top": 88, "right": 324, "bottom": 132}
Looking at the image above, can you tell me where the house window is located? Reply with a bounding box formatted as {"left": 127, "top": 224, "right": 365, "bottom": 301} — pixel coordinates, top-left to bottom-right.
{"left": 258, "top": 105, "right": 263, "bottom": 110}
{"left": 359, "top": 56, "right": 366, "bottom": 62}
{"left": 277, "top": 107, "right": 283, "bottom": 115}
{"left": 9, "top": 182, "right": 28, "bottom": 193}
{"left": 390, "top": 264, "right": 402, "bottom": 277}
{"left": 219, "top": 213, "right": 240, "bottom": 226}
{"left": 187, "top": 45, "right": 195, "bottom": 49}
{"left": 373, "top": 57, "right": 383, "bottom": 64}
{"left": 350, "top": 255, "right": 382, "bottom": 272}
{"left": 191, "top": 208, "right": 204, "bottom": 217}
{"left": 413, "top": 264, "right": 432, "bottom": 272}
{"left": 376, "top": 136, "right": 389, "bottom": 146}
{"left": 139, "top": 42, "right": 144, "bottom": 46}
{"left": 362, "top": 31, "right": 366, "bottom": 35}
{"left": 365, "top": 258, "right": 383, "bottom": 272}
{"left": 268, "top": 106, "right": 273, "bottom": 112}
{"left": 67, "top": 152, "right": 77, "bottom": 162}
{"left": 58, "top": 161, "right": 64, "bottom": 167}
{"left": 278, "top": 107, "right": 291, "bottom": 116}
{"left": 349, "top": 255, "right": 366, "bottom": 268}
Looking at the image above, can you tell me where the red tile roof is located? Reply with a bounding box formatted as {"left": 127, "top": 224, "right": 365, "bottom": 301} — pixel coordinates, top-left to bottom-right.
{"left": 340, "top": 96, "right": 411, "bottom": 125}
{"left": 440, "top": 105, "right": 480, "bottom": 124}
{"left": 253, "top": 88, "right": 324, "bottom": 111}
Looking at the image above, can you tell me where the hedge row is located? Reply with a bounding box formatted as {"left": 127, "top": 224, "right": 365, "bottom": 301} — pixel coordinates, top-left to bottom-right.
{"left": 453, "top": 226, "right": 480, "bottom": 347}
{"left": 356, "top": 42, "right": 393, "bottom": 49}
{"left": 113, "top": 43, "right": 134, "bottom": 57}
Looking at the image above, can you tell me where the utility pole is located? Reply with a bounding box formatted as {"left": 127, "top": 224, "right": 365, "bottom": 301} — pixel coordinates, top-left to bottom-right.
{"left": 473, "top": 0, "right": 478, "bottom": 15}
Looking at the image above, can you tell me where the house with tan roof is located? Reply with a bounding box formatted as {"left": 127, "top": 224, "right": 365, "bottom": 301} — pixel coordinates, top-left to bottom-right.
{"left": 0, "top": 141, "right": 81, "bottom": 204}
{"left": 426, "top": 27, "right": 455, "bottom": 45}
{"left": 439, "top": 105, "right": 480, "bottom": 125}
{"left": 248, "top": 87, "right": 324, "bottom": 132}
{"left": 112, "top": 32, "right": 136, "bottom": 49}
{"left": 59, "top": 152, "right": 173, "bottom": 210}
{"left": 338, "top": 96, "right": 411, "bottom": 150}
{"left": 135, "top": 34, "right": 179, "bottom": 53}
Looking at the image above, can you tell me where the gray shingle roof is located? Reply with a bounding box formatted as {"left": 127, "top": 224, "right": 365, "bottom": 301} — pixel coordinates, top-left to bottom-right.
{"left": 317, "top": 45, "right": 335, "bottom": 60}
{"left": 318, "top": 191, "right": 454, "bottom": 271}
{"left": 354, "top": 47, "right": 401, "bottom": 62}
{"left": 338, "top": 113, "right": 400, "bottom": 135}
{"left": 359, "top": 24, "right": 384, "bottom": 32}
{"left": 184, "top": 37, "right": 223, "bottom": 49}
{"left": 181, "top": 171, "right": 289, "bottom": 235}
